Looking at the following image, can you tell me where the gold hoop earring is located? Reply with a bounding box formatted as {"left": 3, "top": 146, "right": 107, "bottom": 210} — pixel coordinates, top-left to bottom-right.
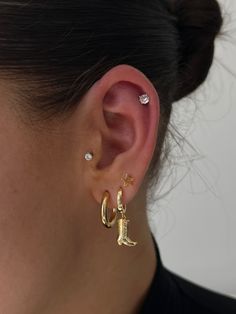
{"left": 101, "top": 191, "right": 118, "bottom": 228}
{"left": 116, "top": 187, "right": 137, "bottom": 247}
{"left": 100, "top": 187, "right": 138, "bottom": 247}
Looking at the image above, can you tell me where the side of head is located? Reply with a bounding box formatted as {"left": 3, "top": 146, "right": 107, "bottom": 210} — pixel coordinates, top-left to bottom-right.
{"left": 0, "top": 1, "right": 223, "bottom": 313}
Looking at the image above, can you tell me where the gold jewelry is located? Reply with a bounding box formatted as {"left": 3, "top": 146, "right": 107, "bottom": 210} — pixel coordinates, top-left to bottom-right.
{"left": 121, "top": 173, "right": 134, "bottom": 187}
{"left": 101, "top": 191, "right": 118, "bottom": 228}
{"left": 116, "top": 187, "right": 137, "bottom": 247}
{"left": 100, "top": 186, "right": 137, "bottom": 247}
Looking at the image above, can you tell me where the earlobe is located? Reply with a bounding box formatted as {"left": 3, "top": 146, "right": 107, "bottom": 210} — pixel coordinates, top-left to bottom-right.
{"left": 83, "top": 64, "right": 160, "bottom": 208}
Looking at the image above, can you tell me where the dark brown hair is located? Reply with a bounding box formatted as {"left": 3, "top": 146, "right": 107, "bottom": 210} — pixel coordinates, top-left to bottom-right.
{"left": 0, "top": 0, "right": 223, "bottom": 188}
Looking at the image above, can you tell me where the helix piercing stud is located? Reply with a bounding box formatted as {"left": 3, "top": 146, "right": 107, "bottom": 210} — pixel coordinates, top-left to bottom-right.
{"left": 139, "top": 94, "right": 150, "bottom": 105}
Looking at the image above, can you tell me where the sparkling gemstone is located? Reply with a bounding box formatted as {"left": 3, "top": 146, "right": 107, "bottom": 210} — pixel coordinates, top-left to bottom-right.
{"left": 139, "top": 94, "right": 150, "bottom": 105}
{"left": 85, "top": 152, "right": 93, "bottom": 161}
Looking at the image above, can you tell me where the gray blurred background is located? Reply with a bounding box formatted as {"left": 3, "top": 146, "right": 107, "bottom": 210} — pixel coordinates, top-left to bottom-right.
{"left": 148, "top": 0, "right": 236, "bottom": 299}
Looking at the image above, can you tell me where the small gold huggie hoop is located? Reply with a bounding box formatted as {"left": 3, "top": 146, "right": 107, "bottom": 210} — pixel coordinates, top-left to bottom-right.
{"left": 116, "top": 186, "right": 138, "bottom": 247}
{"left": 117, "top": 187, "right": 127, "bottom": 215}
{"left": 101, "top": 191, "right": 118, "bottom": 228}
{"left": 101, "top": 187, "right": 137, "bottom": 247}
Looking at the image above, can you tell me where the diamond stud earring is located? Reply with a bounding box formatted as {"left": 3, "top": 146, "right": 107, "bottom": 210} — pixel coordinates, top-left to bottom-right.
{"left": 139, "top": 94, "right": 150, "bottom": 105}
{"left": 84, "top": 152, "right": 94, "bottom": 161}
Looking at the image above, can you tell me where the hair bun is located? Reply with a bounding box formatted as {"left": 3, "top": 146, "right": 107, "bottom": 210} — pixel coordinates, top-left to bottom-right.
{"left": 167, "top": 0, "right": 223, "bottom": 101}
{"left": 175, "top": 0, "right": 223, "bottom": 43}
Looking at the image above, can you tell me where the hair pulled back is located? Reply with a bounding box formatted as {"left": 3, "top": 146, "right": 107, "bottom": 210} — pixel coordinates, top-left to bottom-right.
{"left": 0, "top": 0, "right": 223, "bottom": 184}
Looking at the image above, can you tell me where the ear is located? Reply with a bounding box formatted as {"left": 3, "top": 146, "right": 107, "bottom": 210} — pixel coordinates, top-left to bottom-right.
{"left": 80, "top": 64, "right": 160, "bottom": 208}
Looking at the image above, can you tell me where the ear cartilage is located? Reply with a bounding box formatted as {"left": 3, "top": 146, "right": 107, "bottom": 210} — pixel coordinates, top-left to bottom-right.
{"left": 139, "top": 94, "right": 150, "bottom": 105}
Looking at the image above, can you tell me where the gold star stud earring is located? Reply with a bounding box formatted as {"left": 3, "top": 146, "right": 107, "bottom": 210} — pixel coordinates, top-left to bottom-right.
{"left": 121, "top": 173, "right": 134, "bottom": 187}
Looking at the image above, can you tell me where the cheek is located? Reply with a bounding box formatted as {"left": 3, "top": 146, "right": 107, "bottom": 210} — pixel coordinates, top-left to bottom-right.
{"left": 0, "top": 121, "right": 80, "bottom": 312}
{"left": 0, "top": 125, "right": 55, "bottom": 250}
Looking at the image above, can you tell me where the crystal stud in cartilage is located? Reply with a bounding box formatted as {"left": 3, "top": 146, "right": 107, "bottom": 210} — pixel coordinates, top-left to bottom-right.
{"left": 139, "top": 94, "right": 150, "bottom": 105}
{"left": 84, "top": 152, "right": 94, "bottom": 161}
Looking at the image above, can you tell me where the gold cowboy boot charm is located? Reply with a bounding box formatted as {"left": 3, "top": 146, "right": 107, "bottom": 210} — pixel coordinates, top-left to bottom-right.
{"left": 117, "top": 214, "right": 137, "bottom": 247}
{"left": 116, "top": 187, "right": 137, "bottom": 247}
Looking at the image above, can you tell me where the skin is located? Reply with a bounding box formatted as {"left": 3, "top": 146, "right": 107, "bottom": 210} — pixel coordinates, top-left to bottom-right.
{"left": 0, "top": 64, "right": 160, "bottom": 314}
